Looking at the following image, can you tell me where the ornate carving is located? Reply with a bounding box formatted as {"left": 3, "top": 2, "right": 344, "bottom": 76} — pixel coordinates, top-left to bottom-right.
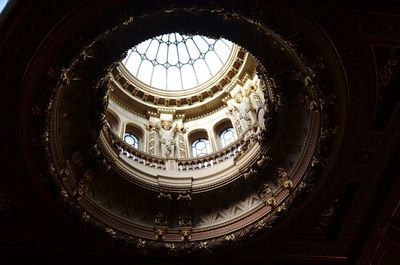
{"left": 177, "top": 192, "right": 192, "bottom": 241}
{"left": 260, "top": 183, "right": 273, "bottom": 199}
{"left": 177, "top": 193, "right": 192, "bottom": 227}
{"left": 178, "top": 129, "right": 187, "bottom": 158}
{"left": 74, "top": 167, "right": 95, "bottom": 200}
{"left": 105, "top": 227, "right": 117, "bottom": 239}
{"left": 154, "top": 228, "right": 166, "bottom": 240}
{"left": 147, "top": 128, "right": 157, "bottom": 155}
{"left": 180, "top": 230, "right": 192, "bottom": 241}
{"left": 22, "top": 1, "right": 337, "bottom": 256}
{"left": 266, "top": 197, "right": 277, "bottom": 207}
{"left": 224, "top": 233, "right": 236, "bottom": 242}
{"left": 157, "top": 120, "right": 178, "bottom": 158}
{"left": 92, "top": 76, "right": 110, "bottom": 135}
{"left": 154, "top": 192, "right": 172, "bottom": 240}
{"left": 283, "top": 179, "right": 294, "bottom": 190}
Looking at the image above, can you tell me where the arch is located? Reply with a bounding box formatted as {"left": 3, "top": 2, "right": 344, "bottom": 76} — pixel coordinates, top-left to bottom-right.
{"left": 124, "top": 123, "right": 145, "bottom": 150}
{"left": 188, "top": 129, "right": 210, "bottom": 158}
{"left": 106, "top": 109, "right": 120, "bottom": 133}
{"left": 213, "top": 118, "right": 236, "bottom": 149}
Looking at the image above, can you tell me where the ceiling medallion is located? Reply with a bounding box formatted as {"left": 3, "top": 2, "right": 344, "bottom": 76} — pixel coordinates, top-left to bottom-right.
{"left": 25, "top": 3, "right": 342, "bottom": 256}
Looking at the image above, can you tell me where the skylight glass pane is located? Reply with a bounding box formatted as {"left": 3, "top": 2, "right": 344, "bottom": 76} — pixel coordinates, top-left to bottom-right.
{"left": 186, "top": 39, "right": 200, "bottom": 60}
{"left": 156, "top": 43, "right": 168, "bottom": 64}
{"left": 0, "top": 0, "right": 8, "bottom": 13}
{"left": 202, "top": 36, "right": 215, "bottom": 45}
{"left": 151, "top": 65, "right": 166, "bottom": 89}
{"left": 136, "top": 39, "right": 151, "bottom": 54}
{"left": 177, "top": 43, "right": 190, "bottom": 64}
{"left": 214, "top": 40, "right": 232, "bottom": 61}
{"left": 136, "top": 60, "right": 153, "bottom": 84}
{"left": 169, "top": 33, "right": 176, "bottom": 43}
{"left": 122, "top": 33, "right": 234, "bottom": 91}
{"left": 167, "top": 67, "right": 181, "bottom": 90}
{"left": 146, "top": 40, "right": 159, "bottom": 60}
{"left": 193, "top": 36, "right": 209, "bottom": 53}
{"left": 194, "top": 60, "right": 211, "bottom": 84}
{"left": 175, "top": 33, "right": 183, "bottom": 42}
{"left": 168, "top": 44, "right": 178, "bottom": 65}
{"left": 205, "top": 52, "right": 223, "bottom": 75}
{"left": 181, "top": 64, "right": 197, "bottom": 88}
{"left": 125, "top": 52, "right": 141, "bottom": 76}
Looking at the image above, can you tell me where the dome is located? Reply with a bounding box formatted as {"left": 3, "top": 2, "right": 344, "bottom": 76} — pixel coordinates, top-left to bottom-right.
{"left": 6, "top": 0, "right": 400, "bottom": 264}
{"left": 122, "top": 33, "right": 234, "bottom": 91}
{"left": 14, "top": 1, "right": 343, "bottom": 257}
{"left": 105, "top": 33, "right": 269, "bottom": 192}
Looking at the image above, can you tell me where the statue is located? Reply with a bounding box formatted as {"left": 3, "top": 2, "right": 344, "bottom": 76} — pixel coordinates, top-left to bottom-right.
{"left": 157, "top": 120, "right": 177, "bottom": 158}
{"left": 248, "top": 85, "right": 264, "bottom": 112}
{"left": 227, "top": 88, "right": 253, "bottom": 132}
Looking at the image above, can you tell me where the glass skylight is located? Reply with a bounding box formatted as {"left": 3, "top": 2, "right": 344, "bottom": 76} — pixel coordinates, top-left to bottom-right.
{"left": 0, "top": 0, "right": 8, "bottom": 13}
{"left": 122, "top": 33, "right": 233, "bottom": 91}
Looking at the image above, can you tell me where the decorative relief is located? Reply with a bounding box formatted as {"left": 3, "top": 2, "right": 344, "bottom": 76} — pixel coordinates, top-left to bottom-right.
{"left": 25, "top": 1, "right": 338, "bottom": 256}
{"left": 226, "top": 80, "right": 265, "bottom": 136}
{"left": 194, "top": 192, "right": 262, "bottom": 228}
{"left": 111, "top": 47, "right": 246, "bottom": 108}
{"left": 74, "top": 167, "right": 95, "bottom": 200}
{"left": 157, "top": 120, "right": 178, "bottom": 158}
{"left": 154, "top": 192, "right": 172, "bottom": 240}
{"left": 146, "top": 123, "right": 157, "bottom": 155}
{"left": 177, "top": 127, "right": 187, "bottom": 159}
{"left": 177, "top": 192, "right": 192, "bottom": 241}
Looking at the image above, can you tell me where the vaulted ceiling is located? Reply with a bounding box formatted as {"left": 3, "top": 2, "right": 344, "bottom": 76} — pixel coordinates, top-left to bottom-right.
{"left": 1, "top": 1, "right": 400, "bottom": 264}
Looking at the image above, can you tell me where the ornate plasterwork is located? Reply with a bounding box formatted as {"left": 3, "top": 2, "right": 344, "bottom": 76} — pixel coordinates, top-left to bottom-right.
{"left": 20, "top": 1, "right": 342, "bottom": 256}
{"left": 108, "top": 49, "right": 252, "bottom": 120}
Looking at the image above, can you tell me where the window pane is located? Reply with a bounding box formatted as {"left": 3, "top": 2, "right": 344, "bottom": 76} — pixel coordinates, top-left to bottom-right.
{"left": 167, "top": 66, "right": 181, "bottom": 90}
{"left": 151, "top": 65, "right": 166, "bottom": 89}
{"left": 167, "top": 44, "right": 178, "bottom": 65}
{"left": 192, "top": 138, "right": 210, "bottom": 157}
{"left": 193, "top": 59, "right": 211, "bottom": 84}
{"left": 220, "top": 128, "right": 236, "bottom": 148}
{"left": 124, "top": 133, "right": 139, "bottom": 149}
{"left": 136, "top": 60, "right": 153, "bottom": 84}
{"left": 181, "top": 64, "right": 197, "bottom": 89}
{"left": 122, "top": 33, "right": 234, "bottom": 91}
{"left": 146, "top": 39, "right": 159, "bottom": 60}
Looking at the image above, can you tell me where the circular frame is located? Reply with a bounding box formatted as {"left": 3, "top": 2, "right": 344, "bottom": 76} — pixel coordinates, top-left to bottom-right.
{"left": 19, "top": 0, "right": 346, "bottom": 256}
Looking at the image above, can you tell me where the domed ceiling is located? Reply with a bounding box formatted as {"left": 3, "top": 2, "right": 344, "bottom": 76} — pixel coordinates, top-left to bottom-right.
{"left": 123, "top": 33, "right": 233, "bottom": 91}
{"left": 11, "top": 0, "right": 349, "bottom": 258}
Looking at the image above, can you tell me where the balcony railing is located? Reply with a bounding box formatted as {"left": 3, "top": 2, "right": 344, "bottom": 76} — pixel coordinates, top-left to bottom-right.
{"left": 103, "top": 123, "right": 259, "bottom": 172}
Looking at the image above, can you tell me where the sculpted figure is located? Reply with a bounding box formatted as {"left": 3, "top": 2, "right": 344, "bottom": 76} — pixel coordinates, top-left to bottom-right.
{"left": 157, "top": 120, "right": 177, "bottom": 158}
{"left": 227, "top": 89, "right": 253, "bottom": 131}
{"left": 248, "top": 85, "right": 264, "bottom": 111}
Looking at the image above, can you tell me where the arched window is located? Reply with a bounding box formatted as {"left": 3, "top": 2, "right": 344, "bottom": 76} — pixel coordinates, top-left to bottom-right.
{"left": 192, "top": 138, "right": 210, "bottom": 157}
{"left": 124, "top": 124, "right": 144, "bottom": 150}
{"left": 124, "top": 133, "right": 139, "bottom": 149}
{"left": 106, "top": 110, "right": 120, "bottom": 133}
{"left": 220, "top": 127, "right": 235, "bottom": 148}
{"left": 214, "top": 119, "right": 236, "bottom": 150}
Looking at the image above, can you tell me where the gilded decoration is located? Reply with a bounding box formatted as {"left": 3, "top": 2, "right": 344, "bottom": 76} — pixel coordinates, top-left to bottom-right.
{"left": 23, "top": 0, "right": 342, "bottom": 256}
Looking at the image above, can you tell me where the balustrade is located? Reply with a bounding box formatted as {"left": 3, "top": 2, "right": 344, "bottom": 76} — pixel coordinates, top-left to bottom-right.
{"left": 103, "top": 123, "right": 260, "bottom": 172}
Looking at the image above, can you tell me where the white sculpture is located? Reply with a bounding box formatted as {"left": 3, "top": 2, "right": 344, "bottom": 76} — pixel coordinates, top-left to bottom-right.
{"left": 157, "top": 120, "right": 177, "bottom": 158}
{"left": 227, "top": 88, "right": 253, "bottom": 132}
{"left": 248, "top": 84, "right": 264, "bottom": 112}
